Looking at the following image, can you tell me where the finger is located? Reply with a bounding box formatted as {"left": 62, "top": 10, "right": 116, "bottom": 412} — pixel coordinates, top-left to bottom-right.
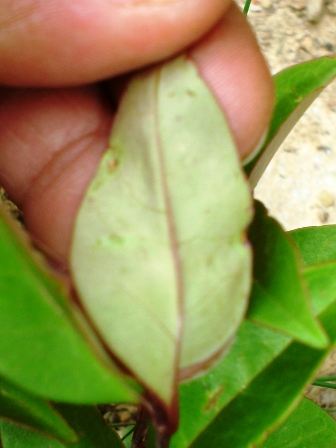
{"left": 0, "top": 7, "right": 274, "bottom": 265}
{"left": 0, "top": 85, "right": 112, "bottom": 263}
{"left": 0, "top": 0, "right": 229, "bottom": 86}
{"left": 190, "top": 3, "right": 274, "bottom": 159}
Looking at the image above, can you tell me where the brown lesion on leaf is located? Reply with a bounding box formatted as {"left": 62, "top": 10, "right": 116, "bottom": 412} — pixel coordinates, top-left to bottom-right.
{"left": 186, "top": 89, "right": 196, "bottom": 97}
{"left": 204, "top": 385, "right": 225, "bottom": 412}
{"left": 107, "top": 158, "right": 119, "bottom": 172}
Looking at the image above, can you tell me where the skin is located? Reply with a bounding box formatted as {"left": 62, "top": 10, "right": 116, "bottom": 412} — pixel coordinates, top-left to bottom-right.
{"left": 0, "top": 0, "right": 274, "bottom": 268}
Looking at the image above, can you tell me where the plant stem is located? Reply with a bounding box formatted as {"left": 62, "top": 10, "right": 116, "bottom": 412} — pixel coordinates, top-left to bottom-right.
{"left": 243, "top": 0, "right": 252, "bottom": 14}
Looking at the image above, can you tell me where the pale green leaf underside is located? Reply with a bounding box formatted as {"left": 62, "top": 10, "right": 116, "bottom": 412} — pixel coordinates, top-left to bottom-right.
{"left": 71, "top": 56, "right": 252, "bottom": 407}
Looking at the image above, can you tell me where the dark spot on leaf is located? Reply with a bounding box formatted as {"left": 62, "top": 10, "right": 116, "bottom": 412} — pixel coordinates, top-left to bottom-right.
{"left": 107, "top": 158, "right": 119, "bottom": 172}
{"left": 204, "top": 385, "right": 225, "bottom": 412}
{"left": 186, "top": 89, "right": 196, "bottom": 97}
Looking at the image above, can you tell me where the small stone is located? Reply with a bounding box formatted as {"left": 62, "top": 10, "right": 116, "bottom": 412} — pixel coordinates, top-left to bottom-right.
{"left": 261, "top": 0, "right": 272, "bottom": 9}
{"left": 249, "top": 0, "right": 263, "bottom": 11}
{"left": 300, "top": 35, "right": 314, "bottom": 52}
{"left": 324, "top": 42, "right": 335, "bottom": 52}
{"left": 250, "top": 4, "right": 263, "bottom": 12}
{"left": 290, "top": 0, "right": 306, "bottom": 10}
{"left": 317, "top": 145, "right": 332, "bottom": 154}
{"left": 318, "top": 210, "right": 329, "bottom": 223}
{"left": 326, "top": 0, "right": 336, "bottom": 14}
{"left": 284, "top": 147, "right": 298, "bottom": 153}
{"left": 327, "top": 98, "right": 336, "bottom": 112}
{"left": 319, "top": 190, "right": 335, "bottom": 208}
{"left": 306, "top": 0, "right": 325, "bottom": 22}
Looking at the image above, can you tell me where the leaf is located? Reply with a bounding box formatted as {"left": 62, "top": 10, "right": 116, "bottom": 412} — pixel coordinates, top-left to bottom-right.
{"left": 0, "top": 375, "right": 77, "bottom": 444}
{"left": 0, "top": 405, "right": 125, "bottom": 448}
{"left": 171, "top": 320, "right": 290, "bottom": 448}
{"left": 181, "top": 296, "right": 336, "bottom": 448}
{"left": 247, "top": 201, "right": 328, "bottom": 348}
{"left": 260, "top": 398, "right": 336, "bottom": 448}
{"left": 70, "top": 56, "right": 252, "bottom": 412}
{"left": 290, "top": 224, "right": 336, "bottom": 315}
{"left": 290, "top": 225, "right": 336, "bottom": 267}
{"left": 187, "top": 341, "right": 328, "bottom": 448}
{"left": 0, "top": 206, "right": 139, "bottom": 404}
{"left": 244, "top": 55, "right": 336, "bottom": 186}
{"left": 171, "top": 222, "right": 336, "bottom": 448}
{"left": 304, "top": 263, "right": 336, "bottom": 316}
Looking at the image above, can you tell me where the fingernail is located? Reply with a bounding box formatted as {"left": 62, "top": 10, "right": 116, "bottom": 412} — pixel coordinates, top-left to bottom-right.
{"left": 242, "top": 127, "right": 269, "bottom": 167}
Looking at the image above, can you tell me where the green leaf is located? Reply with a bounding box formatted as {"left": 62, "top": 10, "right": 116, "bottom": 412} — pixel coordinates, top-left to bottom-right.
{"left": 186, "top": 297, "right": 336, "bottom": 448}
{"left": 0, "top": 206, "right": 139, "bottom": 404}
{"left": 260, "top": 398, "right": 336, "bottom": 448}
{"left": 247, "top": 201, "right": 328, "bottom": 348}
{"left": 313, "top": 376, "right": 336, "bottom": 388}
{"left": 290, "top": 225, "right": 336, "bottom": 315}
{"left": 71, "top": 56, "right": 252, "bottom": 410}
{"left": 244, "top": 56, "right": 336, "bottom": 185}
{"left": 0, "top": 405, "right": 124, "bottom": 448}
{"left": 172, "top": 222, "right": 336, "bottom": 448}
{"left": 290, "top": 225, "right": 336, "bottom": 267}
{"left": 0, "top": 376, "right": 77, "bottom": 444}
{"left": 171, "top": 321, "right": 290, "bottom": 448}
{"left": 187, "top": 342, "right": 327, "bottom": 448}
{"left": 304, "top": 263, "right": 336, "bottom": 316}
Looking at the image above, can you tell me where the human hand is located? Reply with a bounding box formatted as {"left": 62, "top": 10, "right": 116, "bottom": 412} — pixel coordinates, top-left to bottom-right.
{"left": 0, "top": 0, "right": 274, "bottom": 266}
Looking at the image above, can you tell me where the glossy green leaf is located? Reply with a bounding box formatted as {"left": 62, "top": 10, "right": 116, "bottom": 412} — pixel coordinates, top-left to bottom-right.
{"left": 313, "top": 376, "right": 336, "bottom": 388}
{"left": 304, "top": 263, "right": 336, "bottom": 316}
{"left": 71, "top": 56, "right": 252, "bottom": 409}
{"left": 0, "top": 206, "right": 139, "bottom": 404}
{"left": 172, "top": 220, "right": 336, "bottom": 448}
{"left": 0, "top": 376, "right": 77, "bottom": 444}
{"left": 290, "top": 225, "right": 336, "bottom": 315}
{"left": 260, "top": 398, "right": 336, "bottom": 448}
{"left": 0, "top": 405, "right": 124, "bottom": 448}
{"left": 244, "top": 56, "right": 336, "bottom": 186}
{"left": 183, "top": 297, "right": 336, "bottom": 448}
{"left": 187, "top": 341, "right": 327, "bottom": 448}
{"left": 290, "top": 225, "right": 336, "bottom": 267}
{"left": 247, "top": 201, "right": 328, "bottom": 348}
{"left": 171, "top": 320, "right": 290, "bottom": 448}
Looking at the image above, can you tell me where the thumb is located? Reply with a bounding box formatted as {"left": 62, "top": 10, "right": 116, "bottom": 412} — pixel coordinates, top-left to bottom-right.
{"left": 0, "top": 0, "right": 229, "bottom": 87}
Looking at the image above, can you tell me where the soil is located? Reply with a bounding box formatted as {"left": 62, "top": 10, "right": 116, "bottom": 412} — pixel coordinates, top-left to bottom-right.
{"left": 239, "top": 0, "right": 336, "bottom": 417}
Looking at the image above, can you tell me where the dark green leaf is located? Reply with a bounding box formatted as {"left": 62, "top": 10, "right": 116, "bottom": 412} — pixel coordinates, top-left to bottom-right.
{"left": 0, "top": 376, "right": 77, "bottom": 443}
{"left": 172, "top": 222, "right": 336, "bottom": 448}
{"left": 247, "top": 201, "right": 328, "bottom": 348}
{"left": 187, "top": 343, "right": 326, "bottom": 448}
{"left": 259, "top": 398, "right": 336, "bottom": 448}
{"left": 244, "top": 56, "right": 336, "bottom": 185}
{"left": 187, "top": 297, "right": 336, "bottom": 448}
{"left": 0, "top": 207, "right": 140, "bottom": 404}
{"left": 0, "top": 405, "right": 124, "bottom": 448}
{"left": 170, "top": 321, "right": 290, "bottom": 448}
{"left": 313, "top": 377, "right": 336, "bottom": 388}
